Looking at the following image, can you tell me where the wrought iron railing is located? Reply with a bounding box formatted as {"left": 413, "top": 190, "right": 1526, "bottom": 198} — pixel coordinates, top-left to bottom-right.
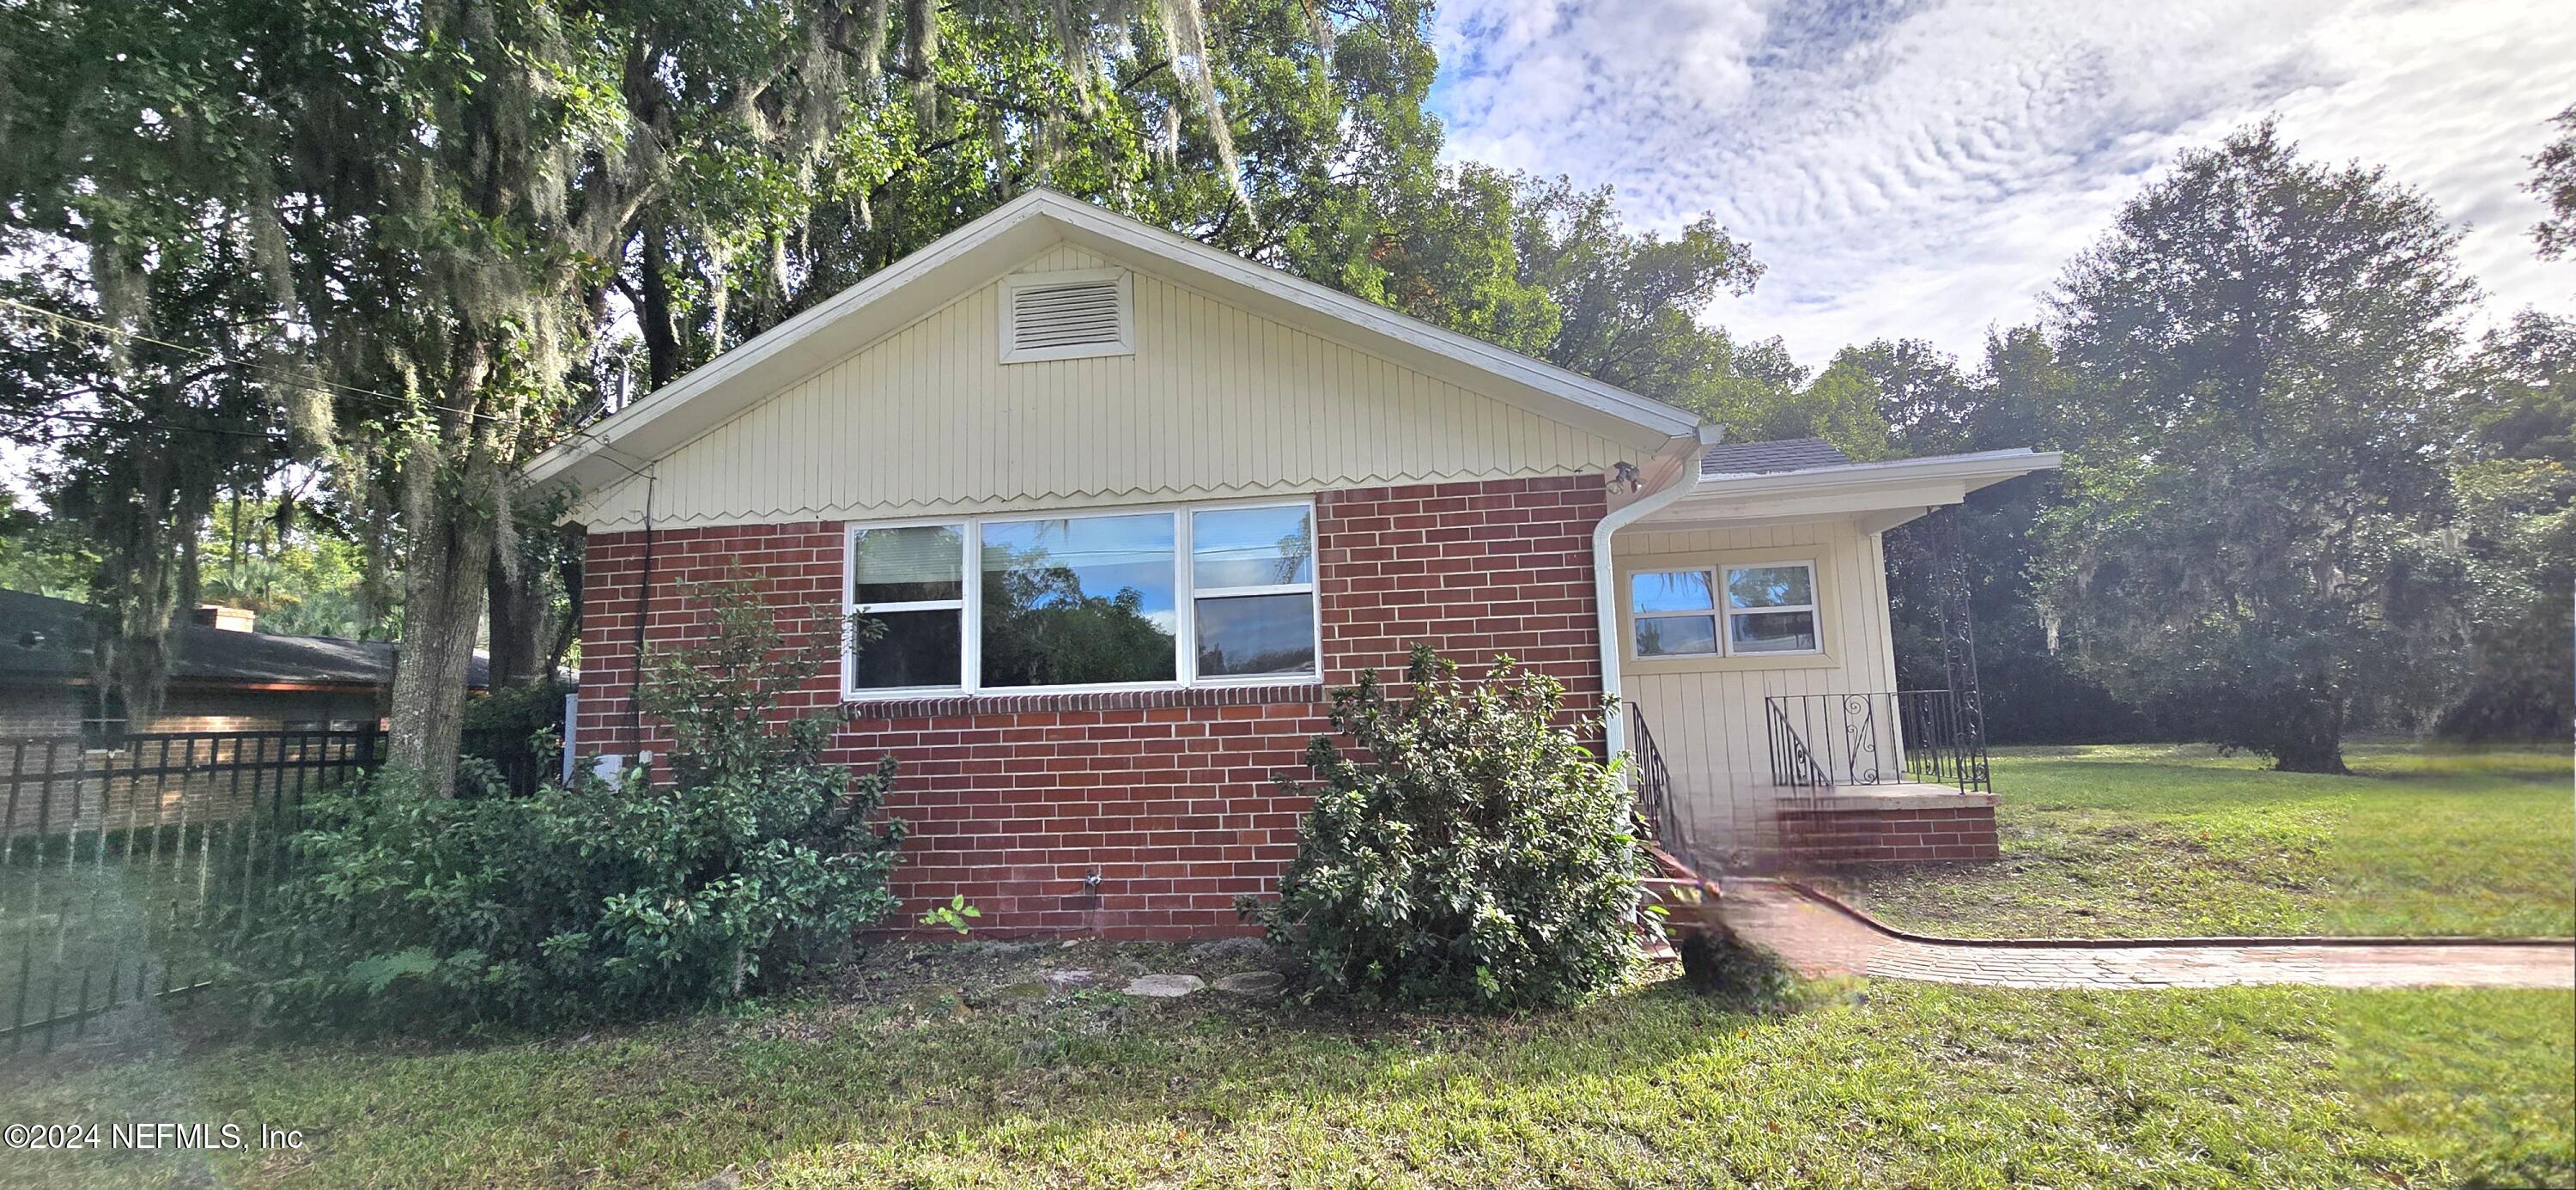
{"left": 1763, "top": 690, "right": 1990, "bottom": 794}
{"left": 1765, "top": 698, "right": 1838, "bottom": 791}
{"left": 1628, "top": 709, "right": 1689, "bottom": 858}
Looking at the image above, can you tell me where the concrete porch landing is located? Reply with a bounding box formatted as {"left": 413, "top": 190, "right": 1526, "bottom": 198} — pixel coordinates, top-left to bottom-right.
{"left": 1782, "top": 784, "right": 1995, "bottom": 809}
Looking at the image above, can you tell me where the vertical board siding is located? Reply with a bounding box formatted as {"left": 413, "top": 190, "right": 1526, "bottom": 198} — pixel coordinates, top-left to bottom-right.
{"left": 571, "top": 245, "right": 1637, "bottom": 529}
{"left": 1615, "top": 517, "right": 1902, "bottom": 853}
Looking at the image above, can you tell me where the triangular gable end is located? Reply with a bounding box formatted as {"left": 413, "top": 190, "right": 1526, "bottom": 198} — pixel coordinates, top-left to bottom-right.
{"left": 532, "top": 191, "right": 1704, "bottom": 528}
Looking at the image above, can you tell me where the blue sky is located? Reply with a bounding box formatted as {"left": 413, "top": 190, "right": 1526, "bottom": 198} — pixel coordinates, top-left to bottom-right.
{"left": 1426, "top": 0, "right": 2576, "bottom": 368}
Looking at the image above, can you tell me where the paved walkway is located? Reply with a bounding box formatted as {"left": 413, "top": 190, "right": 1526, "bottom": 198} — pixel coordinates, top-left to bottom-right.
{"left": 1717, "top": 883, "right": 2576, "bottom": 990}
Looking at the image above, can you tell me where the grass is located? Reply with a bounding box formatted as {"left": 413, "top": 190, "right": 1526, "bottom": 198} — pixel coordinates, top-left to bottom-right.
{"left": 0, "top": 940, "right": 2566, "bottom": 1188}
{"left": 3, "top": 741, "right": 2566, "bottom": 1187}
{"left": 1835, "top": 743, "right": 2575, "bottom": 939}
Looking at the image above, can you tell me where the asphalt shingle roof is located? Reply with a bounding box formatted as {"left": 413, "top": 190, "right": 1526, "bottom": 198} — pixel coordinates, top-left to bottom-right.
{"left": 0, "top": 588, "right": 487, "bottom": 689}
{"left": 1699, "top": 436, "right": 1854, "bottom": 477}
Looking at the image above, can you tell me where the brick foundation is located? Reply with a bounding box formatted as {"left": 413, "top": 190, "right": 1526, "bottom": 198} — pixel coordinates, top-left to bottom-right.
{"left": 574, "top": 476, "right": 1608, "bottom": 938}
{"left": 1776, "top": 799, "right": 2000, "bottom": 866}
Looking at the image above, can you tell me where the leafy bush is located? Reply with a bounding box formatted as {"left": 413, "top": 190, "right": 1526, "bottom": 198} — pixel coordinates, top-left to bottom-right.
{"left": 459, "top": 672, "right": 574, "bottom": 734}
{"left": 240, "top": 582, "right": 903, "bottom": 1032}
{"left": 1247, "top": 647, "right": 1644, "bottom": 1011}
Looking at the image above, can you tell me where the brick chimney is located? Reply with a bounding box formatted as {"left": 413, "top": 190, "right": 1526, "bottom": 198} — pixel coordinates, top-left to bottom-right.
{"left": 192, "top": 604, "right": 256, "bottom": 632}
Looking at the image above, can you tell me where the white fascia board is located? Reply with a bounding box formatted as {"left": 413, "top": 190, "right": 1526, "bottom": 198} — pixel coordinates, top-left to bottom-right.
{"left": 1696, "top": 448, "right": 2063, "bottom": 495}
{"left": 1651, "top": 448, "right": 2063, "bottom": 525}
{"left": 522, "top": 190, "right": 1702, "bottom": 497}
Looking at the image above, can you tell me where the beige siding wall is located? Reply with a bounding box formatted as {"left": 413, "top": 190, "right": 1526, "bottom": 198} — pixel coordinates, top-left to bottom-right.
{"left": 572, "top": 243, "right": 1638, "bottom": 529}
{"left": 1614, "top": 516, "right": 1899, "bottom": 853}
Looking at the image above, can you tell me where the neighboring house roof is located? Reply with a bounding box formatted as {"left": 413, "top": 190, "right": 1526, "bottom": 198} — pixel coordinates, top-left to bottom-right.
{"left": 0, "top": 589, "right": 489, "bottom": 691}
{"left": 1700, "top": 437, "right": 1854, "bottom": 477}
{"left": 520, "top": 189, "right": 1706, "bottom": 500}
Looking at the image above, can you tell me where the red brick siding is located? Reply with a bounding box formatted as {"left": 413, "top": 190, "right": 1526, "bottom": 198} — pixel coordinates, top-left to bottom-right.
{"left": 841, "top": 690, "right": 1327, "bottom": 938}
{"left": 574, "top": 521, "right": 848, "bottom": 762}
{"left": 1315, "top": 477, "right": 1607, "bottom": 711}
{"left": 571, "top": 475, "right": 1609, "bottom": 938}
{"left": 1776, "top": 802, "right": 2000, "bottom": 865}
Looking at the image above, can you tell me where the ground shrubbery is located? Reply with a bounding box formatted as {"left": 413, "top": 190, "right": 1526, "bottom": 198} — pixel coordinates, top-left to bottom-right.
{"left": 1249, "top": 647, "right": 1645, "bottom": 1010}
{"left": 240, "top": 584, "right": 903, "bottom": 1032}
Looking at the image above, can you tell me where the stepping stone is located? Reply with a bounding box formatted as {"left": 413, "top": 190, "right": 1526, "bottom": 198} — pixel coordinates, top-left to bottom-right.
{"left": 1212, "top": 970, "right": 1285, "bottom": 999}
{"left": 1122, "top": 974, "right": 1205, "bottom": 999}
{"left": 1042, "top": 968, "right": 1104, "bottom": 990}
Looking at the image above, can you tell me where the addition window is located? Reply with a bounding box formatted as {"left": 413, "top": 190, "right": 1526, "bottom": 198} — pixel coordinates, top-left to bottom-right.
{"left": 1629, "top": 561, "right": 1821, "bottom": 659}
{"left": 845, "top": 500, "right": 1317, "bottom": 696}
{"left": 1629, "top": 570, "right": 1720, "bottom": 658}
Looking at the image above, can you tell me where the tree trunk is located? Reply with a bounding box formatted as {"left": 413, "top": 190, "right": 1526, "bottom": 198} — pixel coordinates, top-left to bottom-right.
{"left": 387, "top": 477, "right": 498, "bottom": 797}
{"left": 2271, "top": 693, "right": 2348, "bottom": 774}
{"left": 640, "top": 223, "right": 683, "bottom": 389}
{"left": 485, "top": 533, "right": 556, "bottom": 690}
{"left": 545, "top": 526, "right": 586, "bottom": 683}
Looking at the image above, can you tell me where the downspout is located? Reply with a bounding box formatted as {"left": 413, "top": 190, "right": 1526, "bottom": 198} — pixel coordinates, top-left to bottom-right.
{"left": 1595, "top": 424, "right": 1719, "bottom": 767}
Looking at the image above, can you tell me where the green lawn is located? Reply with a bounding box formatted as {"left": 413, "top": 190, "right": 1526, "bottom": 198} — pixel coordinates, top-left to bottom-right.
{"left": 1, "top": 944, "right": 2568, "bottom": 1187}
{"left": 1837, "top": 743, "right": 2575, "bottom": 939}
{"left": 3, "top": 742, "right": 2567, "bottom": 1187}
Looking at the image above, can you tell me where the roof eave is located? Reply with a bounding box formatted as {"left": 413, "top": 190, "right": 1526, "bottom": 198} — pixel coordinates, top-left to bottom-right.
{"left": 1697, "top": 448, "right": 2063, "bottom": 493}
{"left": 1645, "top": 448, "right": 2063, "bottom": 528}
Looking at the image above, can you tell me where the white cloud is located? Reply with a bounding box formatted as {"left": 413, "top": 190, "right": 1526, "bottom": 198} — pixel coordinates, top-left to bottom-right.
{"left": 1430, "top": 0, "right": 2576, "bottom": 369}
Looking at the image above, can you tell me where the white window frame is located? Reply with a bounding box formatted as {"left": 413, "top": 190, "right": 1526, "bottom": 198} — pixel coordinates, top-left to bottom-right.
{"left": 845, "top": 519, "right": 971, "bottom": 696}
{"left": 1719, "top": 560, "right": 1823, "bottom": 657}
{"left": 998, "top": 268, "right": 1134, "bottom": 364}
{"left": 1628, "top": 568, "right": 1721, "bottom": 659}
{"left": 842, "top": 497, "right": 1320, "bottom": 700}
{"left": 1626, "top": 559, "right": 1826, "bottom": 661}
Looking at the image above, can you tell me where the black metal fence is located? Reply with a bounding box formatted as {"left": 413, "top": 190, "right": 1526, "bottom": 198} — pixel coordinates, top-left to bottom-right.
{"left": 459, "top": 726, "right": 554, "bottom": 797}
{"left": 1, "top": 729, "right": 383, "bottom": 1051}
{"left": 1764, "top": 690, "right": 1991, "bottom": 794}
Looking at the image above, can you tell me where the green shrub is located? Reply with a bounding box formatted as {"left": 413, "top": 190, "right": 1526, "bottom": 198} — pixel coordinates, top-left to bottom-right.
{"left": 240, "top": 582, "right": 903, "bottom": 1032}
{"left": 459, "top": 671, "right": 574, "bottom": 733}
{"left": 1248, "top": 647, "right": 1645, "bottom": 1011}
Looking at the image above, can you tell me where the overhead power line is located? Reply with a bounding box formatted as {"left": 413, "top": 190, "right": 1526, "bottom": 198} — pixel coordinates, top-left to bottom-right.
{"left": 0, "top": 295, "right": 658, "bottom": 482}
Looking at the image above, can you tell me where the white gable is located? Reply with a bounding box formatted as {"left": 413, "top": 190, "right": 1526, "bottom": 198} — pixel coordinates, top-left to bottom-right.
{"left": 530, "top": 191, "right": 1704, "bottom": 528}
{"left": 569, "top": 243, "right": 1643, "bottom": 528}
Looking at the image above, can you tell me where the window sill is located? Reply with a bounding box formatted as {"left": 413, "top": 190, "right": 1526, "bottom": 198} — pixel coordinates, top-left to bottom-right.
{"left": 844, "top": 683, "right": 1325, "bottom": 719}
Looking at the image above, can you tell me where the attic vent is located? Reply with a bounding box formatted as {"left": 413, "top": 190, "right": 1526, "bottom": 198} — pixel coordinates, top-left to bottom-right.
{"left": 1000, "top": 269, "right": 1133, "bottom": 363}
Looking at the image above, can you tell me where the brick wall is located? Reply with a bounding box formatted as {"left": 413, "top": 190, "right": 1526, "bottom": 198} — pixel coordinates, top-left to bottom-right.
{"left": 1775, "top": 801, "right": 2000, "bottom": 866}
{"left": 1315, "top": 477, "right": 1607, "bottom": 707}
{"left": 573, "top": 475, "right": 1610, "bottom": 938}
{"left": 574, "top": 520, "right": 849, "bottom": 762}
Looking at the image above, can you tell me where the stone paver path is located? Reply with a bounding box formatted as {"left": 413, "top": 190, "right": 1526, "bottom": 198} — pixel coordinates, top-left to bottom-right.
{"left": 1719, "top": 883, "right": 2576, "bottom": 990}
